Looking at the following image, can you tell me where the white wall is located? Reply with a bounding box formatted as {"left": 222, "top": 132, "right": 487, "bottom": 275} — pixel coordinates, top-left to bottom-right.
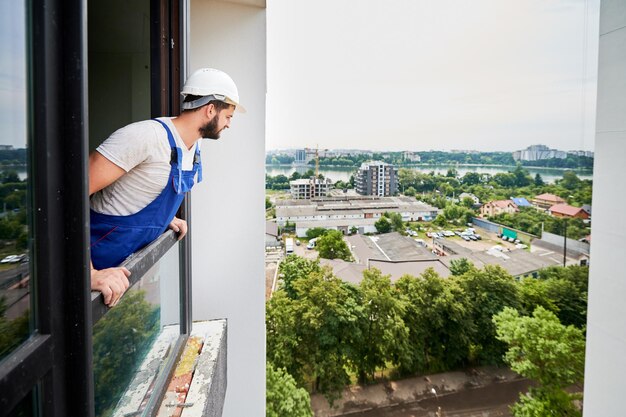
{"left": 189, "top": 1, "right": 266, "bottom": 416}
{"left": 583, "top": 0, "right": 626, "bottom": 414}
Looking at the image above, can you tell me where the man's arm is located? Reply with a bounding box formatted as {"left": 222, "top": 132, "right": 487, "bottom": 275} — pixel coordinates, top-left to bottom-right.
{"left": 89, "top": 151, "right": 131, "bottom": 306}
{"left": 89, "top": 151, "right": 126, "bottom": 195}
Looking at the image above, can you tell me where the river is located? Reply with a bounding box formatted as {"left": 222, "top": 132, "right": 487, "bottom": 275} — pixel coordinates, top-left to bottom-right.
{"left": 266, "top": 164, "right": 593, "bottom": 184}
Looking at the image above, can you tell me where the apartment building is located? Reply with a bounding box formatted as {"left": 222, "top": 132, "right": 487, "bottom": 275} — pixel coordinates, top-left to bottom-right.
{"left": 355, "top": 161, "right": 399, "bottom": 196}
{"left": 289, "top": 178, "right": 333, "bottom": 199}
{"left": 512, "top": 144, "right": 567, "bottom": 161}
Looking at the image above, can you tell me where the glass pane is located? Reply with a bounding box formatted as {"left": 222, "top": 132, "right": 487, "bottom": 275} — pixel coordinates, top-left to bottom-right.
{"left": 0, "top": 0, "right": 33, "bottom": 362}
{"left": 93, "top": 242, "right": 180, "bottom": 417}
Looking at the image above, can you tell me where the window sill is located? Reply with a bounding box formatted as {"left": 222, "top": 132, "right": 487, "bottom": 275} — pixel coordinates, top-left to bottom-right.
{"left": 106, "top": 319, "right": 227, "bottom": 417}
{"left": 156, "top": 319, "right": 228, "bottom": 417}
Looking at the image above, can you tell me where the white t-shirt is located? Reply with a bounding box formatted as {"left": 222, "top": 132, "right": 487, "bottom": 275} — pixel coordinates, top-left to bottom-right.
{"left": 90, "top": 117, "right": 201, "bottom": 216}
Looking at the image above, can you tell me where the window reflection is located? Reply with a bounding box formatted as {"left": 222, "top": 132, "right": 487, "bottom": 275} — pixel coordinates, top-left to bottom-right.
{"left": 93, "top": 242, "right": 180, "bottom": 417}
{"left": 0, "top": 0, "right": 32, "bottom": 363}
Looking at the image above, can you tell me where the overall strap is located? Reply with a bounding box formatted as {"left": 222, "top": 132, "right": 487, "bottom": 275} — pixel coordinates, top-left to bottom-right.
{"left": 152, "top": 118, "right": 183, "bottom": 193}
{"left": 194, "top": 145, "right": 203, "bottom": 184}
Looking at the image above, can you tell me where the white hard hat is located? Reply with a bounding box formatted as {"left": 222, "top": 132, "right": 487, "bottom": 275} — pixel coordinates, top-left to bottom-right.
{"left": 181, "top": 68, "right": 246, "bottom": 113}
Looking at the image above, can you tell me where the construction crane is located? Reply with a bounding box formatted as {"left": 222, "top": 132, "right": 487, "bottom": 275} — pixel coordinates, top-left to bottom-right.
{"left": 304, "top": 145, "right": 328, "bottom": 198}
{"left": 304, "top": 145, "right": 328, "bottom": 179}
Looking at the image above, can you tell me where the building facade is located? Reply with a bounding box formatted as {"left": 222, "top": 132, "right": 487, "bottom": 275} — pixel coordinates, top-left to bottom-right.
{"left": 479, "top": 200, "right": 519, "bottom": 217}
{"left": 355, "top": 161, "right": 399, "bottom": 196}
{"left": 512, "top": 144, "right": 567, "bottom": 161}
{"left": 276, "top": 196, "right": 439, "bottom": 237}
{"left": 548, "top": 204, "right": 590, "bottom": 219}
{"left": 532, "top": 193, "right": 566, "bottom": 210}
{"left": 289, "top": 178, "right": 333, "bottom": 199}
{"left": 294, "top": 148, "right": 308, "bottom": 165}
{"left": 584, "top": 2, "right": 626, "bottom": 413}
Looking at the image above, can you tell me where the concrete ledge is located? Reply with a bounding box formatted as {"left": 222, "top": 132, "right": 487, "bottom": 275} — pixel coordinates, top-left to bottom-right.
{"left": 181, "top": 319, "right": 228, "bottom": 417}
{"left": 108, "top": 319, "right": 227, "bottom": 417}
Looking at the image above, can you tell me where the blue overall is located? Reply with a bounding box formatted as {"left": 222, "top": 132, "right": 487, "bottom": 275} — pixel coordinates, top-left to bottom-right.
{"left": 90, "top": 119, "right": 203, "bottom": 270}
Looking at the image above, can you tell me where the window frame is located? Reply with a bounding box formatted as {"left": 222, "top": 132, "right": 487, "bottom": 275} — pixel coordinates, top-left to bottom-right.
{"left": 0, "top": 0, "right": 190, "bottom": 416}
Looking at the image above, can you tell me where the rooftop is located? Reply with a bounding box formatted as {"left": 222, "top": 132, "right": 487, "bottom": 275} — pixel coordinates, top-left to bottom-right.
{"left": 549, "top": 203, "right": 586, "bottom": 216}
{"left": 534, "top": 193, "right": 566, "bottom": 202}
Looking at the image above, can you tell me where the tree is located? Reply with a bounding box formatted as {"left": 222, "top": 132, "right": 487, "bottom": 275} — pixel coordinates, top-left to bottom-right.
{"left": 432, "top": 214, "right": 447, "bottom": 227}
{"left": 528, "top": 266, "right": 589, "bottom": 328}
{"left": 404, "top": 186, "right": 417, "bottom": 197}
{"left": 374, "top": 217, "right": 391, "bottom": 234}
{"left": 266, "top": 291, "right": 301, "bottom": 376}
{"left": 305, "top": 227, "right": 328, "bottom": 240}
{"left": 316, "top": 230, "right": 352, "bottom": 261}
{"left": 352, "top": 269, "right": 409, "bottom": 382}
{"left": 266, "top": 267, "right": 362, "bottom": 403}
{"left": 512, "top": 164, "right": 532, "bottom": 187}
{"left": 279, "top": 255, "right": 322, "bottom": 299}
{"left": 0, "top": 298, "right": 29, "bottom": 362}
{"left": 92, "top": 290, "right": 160, "bottom": 416}
{"left": 560, "top": 170, "right": 581, "bottom": 190}
{"left": 492, "top": 172, "right": 517, "bottom": 188}
{"left": 455, "top": 265, "right": 521, "bottom": 363}
{"left": 449, "top": 258, "right": 475, "bottom": 276}
{"left": 461, "top": 172, "right": 482, "bottom": 186}
{"left": 0, "top": 170, "right": 20, "bottom": 184}
{"left": 493, "top": 307, "right": 585, "bottom": 417}
{"left": 384, "top": 212, "right": 404, "bottom": 232}
{"left": 396, "top": 269, "right": 474, "bottom": 374}
{"left": 461, "top": 197, "right": 474, "bottom": 208}
{"left": 266, "top": 363, "right": 313, "bottom": 417}
{"left": 534, "top": 173, "right": 544, "bottom": 187}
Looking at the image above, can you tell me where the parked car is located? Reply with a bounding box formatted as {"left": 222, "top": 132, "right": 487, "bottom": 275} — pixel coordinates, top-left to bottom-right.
{"left": 1, "top": 255, "right": 21, "bottom": 264}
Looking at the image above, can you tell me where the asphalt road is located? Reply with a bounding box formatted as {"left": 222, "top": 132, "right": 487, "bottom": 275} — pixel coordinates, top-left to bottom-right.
{"left": 346, "top": 379, "right": 532, "bottom": 417}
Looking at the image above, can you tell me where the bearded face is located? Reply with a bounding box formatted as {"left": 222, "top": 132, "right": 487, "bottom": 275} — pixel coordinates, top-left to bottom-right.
{"left": 199, "top": 114, "right": 222, "bottom": 139}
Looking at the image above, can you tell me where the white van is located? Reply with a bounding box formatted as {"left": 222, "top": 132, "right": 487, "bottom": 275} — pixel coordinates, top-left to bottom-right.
{"left": 285, "top": 238, "right": 294, "bottom": 254}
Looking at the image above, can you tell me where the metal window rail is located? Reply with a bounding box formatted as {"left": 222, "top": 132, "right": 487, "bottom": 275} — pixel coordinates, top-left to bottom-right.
{"left": 91, "top": 229, "right": 179, "bottom": 324}
{"left": 90, "top": 223, "right": 192, "bottom": 417}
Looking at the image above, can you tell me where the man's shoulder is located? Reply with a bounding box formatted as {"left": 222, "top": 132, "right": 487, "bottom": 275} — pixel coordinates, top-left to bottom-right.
{"left": 97, "top": 119, "right": 172, "bottom": 169}
{"left": 113, "top": 119, "right": 164, "bottom": 138}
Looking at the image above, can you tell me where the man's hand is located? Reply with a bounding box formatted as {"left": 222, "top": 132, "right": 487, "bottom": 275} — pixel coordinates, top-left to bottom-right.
{"left": 168, "top": 216, "right": 188, "bottom": 240}
{"left": 91, "top": 267, "right": 131, "bottom": 307}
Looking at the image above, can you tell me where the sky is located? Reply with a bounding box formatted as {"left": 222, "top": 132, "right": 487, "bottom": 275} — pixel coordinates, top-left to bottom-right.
{"left": 0, "top": 2, "right": 27, "bottom": 149}
{"left": 266, "top": 0, "right": 600, "bottom": 152}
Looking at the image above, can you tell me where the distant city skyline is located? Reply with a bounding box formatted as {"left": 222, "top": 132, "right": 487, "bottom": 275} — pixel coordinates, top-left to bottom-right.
{"left": 267, "top": 144, "right": 594, "bottom": 154}
{"left": 267, "top": 0, "right": 600, "bottom": 152}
